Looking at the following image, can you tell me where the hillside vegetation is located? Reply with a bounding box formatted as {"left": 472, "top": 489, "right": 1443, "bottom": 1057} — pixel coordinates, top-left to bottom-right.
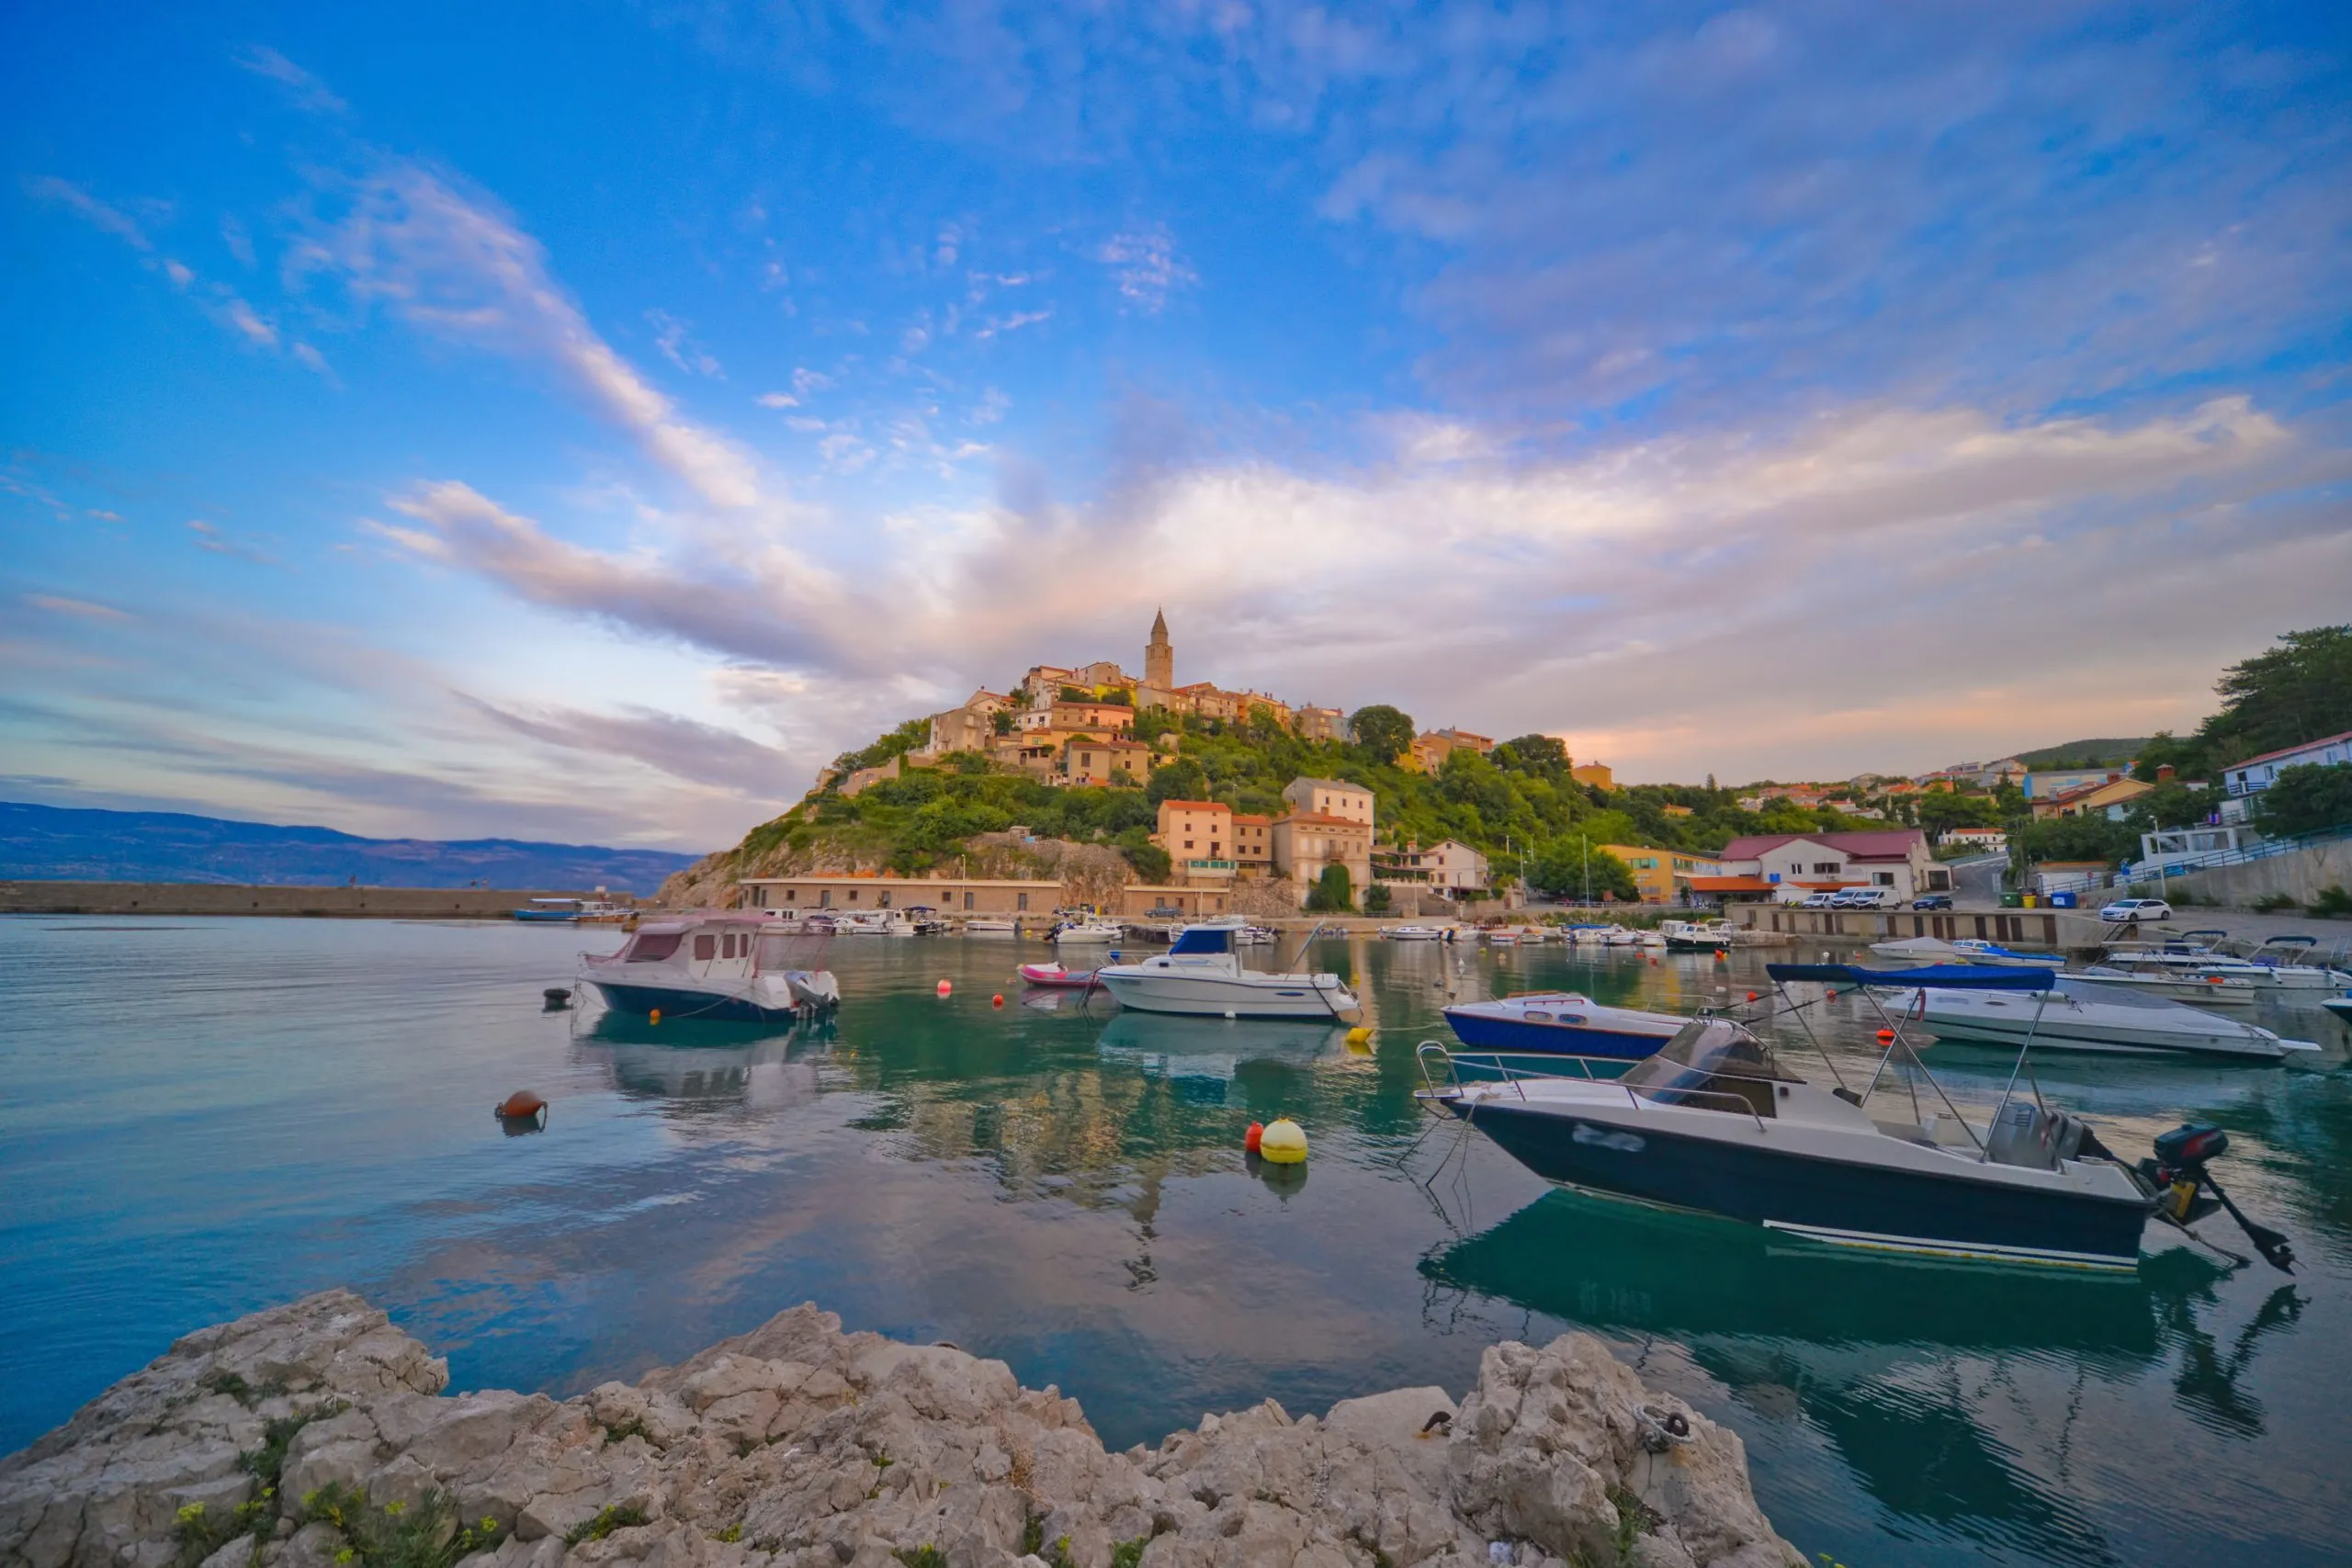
{"left": 663, "top": 707, "right": 1902, "bottom": 906}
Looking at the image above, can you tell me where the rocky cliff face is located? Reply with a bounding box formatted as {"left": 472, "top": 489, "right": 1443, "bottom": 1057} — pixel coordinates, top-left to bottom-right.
{"left": 0, "top": 1292, "right": 1797, "bottom": 1568}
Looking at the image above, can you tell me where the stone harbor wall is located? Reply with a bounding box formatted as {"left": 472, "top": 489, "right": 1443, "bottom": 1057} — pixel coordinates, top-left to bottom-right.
{"left": 0, "top": 1292, "right": 1798, "bottom": 1568}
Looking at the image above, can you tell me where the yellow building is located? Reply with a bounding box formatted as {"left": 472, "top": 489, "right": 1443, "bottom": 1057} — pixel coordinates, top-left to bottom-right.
{"left": 1600, "top": 844, "right": 1724, "bottom": 904}
{"left": 1571, "top": 761, "right": 1614, "bottom": 790}
{"left": 1231, "top": 813, "right": 1272, "bottom": 874}
{"left": 1153, "top": 798, "right": 1235, "bottom": 883}
{"left": 1060, "top": 739, "right": 1153, "bottom": 786}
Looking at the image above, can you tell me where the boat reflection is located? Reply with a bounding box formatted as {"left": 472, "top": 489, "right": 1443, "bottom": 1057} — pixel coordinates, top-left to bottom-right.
{"left": 571, "top": 1011, "right": 827, "bottom": 1110}
{"left": 1094, "top": 1012, "right": 1351, "bottom": 1101}
{"left": 1423, "top": 1191, "right": 2301, "bottom": 1562}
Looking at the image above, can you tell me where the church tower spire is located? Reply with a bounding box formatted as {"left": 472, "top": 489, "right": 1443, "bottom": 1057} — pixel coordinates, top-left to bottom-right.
{"left": 1145, "top": 607, "right": 1173, "bottom": 689}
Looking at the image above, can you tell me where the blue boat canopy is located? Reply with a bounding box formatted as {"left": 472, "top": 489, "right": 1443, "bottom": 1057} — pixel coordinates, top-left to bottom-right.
{"left": 1170, "top": 925, "right": 1235, "bottom": 955}
{"left": 1766, "top": 963, "right": 2056, "bottom": 990}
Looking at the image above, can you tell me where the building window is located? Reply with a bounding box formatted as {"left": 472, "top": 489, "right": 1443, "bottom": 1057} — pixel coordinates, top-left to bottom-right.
{"left": 1017, "top": 893, "right": 1029, "bottom": 911}
{"left": 879, "top": 892, "right": 892, "bottom": 907}
{"left": 965, "top": 891, "right": 975, "bottom": 909}
{"left": 819, "top": 890, "right": 831, "bottom": 908}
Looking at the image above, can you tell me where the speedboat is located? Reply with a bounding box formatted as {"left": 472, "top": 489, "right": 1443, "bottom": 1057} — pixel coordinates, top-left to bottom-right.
{"left": 2098, "top": 936, "right": 2349, "bottom": 991}
{"left": 1052, "top": 919, "right": 1125, "bottom": 944}
{"left": 1487, "top": 929, "right": 1521, "bottom": 947}
{"left": 1018, "top": 961, "right": 1100, "bottom": 989}
{"left": 1660, "top": 919, "right": 1736, "bottom": 951}
{"left": 1874, "top": 968, "right": 2318, "bottom": 1062}
{"left": 579, "top": 912, "right": 839, "bottom": 1021}
{"left": 1422, "top": 1013, "right": 2161, "bottom": 1269}
{"left": 1095, "top": 918, "right": 1361, "bottom": 1020}
{"left": 1870, "top": 934, "right": 2067, "bottom": 967}
{"left": 1384, "top": 925, "right": 1445, "bottom": 942}
{"left": 1442, "top": 992, "right": 1687, "bottom": 1061}
{"left": 1237, "top": 926, "right": 1276, "bottom": 945}
{"left": 2069, "top": 965, "right": 2260, "bottom": 1007}
{"left": 963, "top": 917, "right": 1019, "bottom": 937}
{"left": 514, "top": 897, "right": 630, "bottom": 923}
{"left": 1424, "top": 979, "right": 2299, "bottom": 1273}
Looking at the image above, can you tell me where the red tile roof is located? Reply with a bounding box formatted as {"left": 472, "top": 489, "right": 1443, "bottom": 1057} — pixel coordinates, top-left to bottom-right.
{"left": 2223, "top": 729, "right": 2352, "bottom": 773}
{"left": 1716, "top": 830, "right": 1928, "bottom": 861}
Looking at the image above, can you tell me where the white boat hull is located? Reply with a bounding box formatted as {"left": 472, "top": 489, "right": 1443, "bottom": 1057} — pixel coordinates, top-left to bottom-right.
{"left": 1916, "top": 987, "right": 2312, "bottom": 1061}
{"left": 1095, "top": 970, "right": 1358, "bottom": 1019}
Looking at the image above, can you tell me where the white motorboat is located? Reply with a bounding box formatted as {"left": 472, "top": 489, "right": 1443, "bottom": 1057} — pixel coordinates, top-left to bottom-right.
{"left": 1384, "top": 924, "right": 1445, "bottom": 942}
{"left": 1237, "top": 925, "right": 1276, "bottom": 945}
{"left": 2070, "top": 965, "right": 2259, "bottom": 1007}
{"left": 2323, "top": 995, "right": 2352, "bottom": 1027}
{"left": 962, "top": 917, "right": 1019, "bottom": 937}
{"left": 1914, "top": 975, "right": 2317, "bottom": 1061}
{"left": 1661, "top": 920, "right": 1736, "bottom": 951}
{"left": 1487, "top": 929, "right": 1521, "bottom": 947}
{"left": 579, "top": 912, "right": 839, "bottom": 1020}
{"left": 1095, "top": 918, "right": 1361, "bottom": 1020}
{"left": 2104, "top": 942, "right": 2352, "bottom": 991}
{"left": 1422, "top": 1013, "right": 2163, "bottom": 1269}
{"left": 1052, "top": 919, "right": 1125, "bottom": 944}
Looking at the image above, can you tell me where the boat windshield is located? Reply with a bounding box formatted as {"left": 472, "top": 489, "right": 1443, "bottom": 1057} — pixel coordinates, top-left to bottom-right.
{"left": 1170, "top": 925, "right": 1234, "bottom": 955}
{"left": 1619, "top": 1019, "right": 1794, "bottom": 1117}
{"left": 625, "top": 930, "right": 684, "bottom": 963}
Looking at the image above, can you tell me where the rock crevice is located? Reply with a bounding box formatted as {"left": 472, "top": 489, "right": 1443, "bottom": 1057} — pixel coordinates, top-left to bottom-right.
{"left": 2, "top": 1292, "right": 1795, "bottom": 1568}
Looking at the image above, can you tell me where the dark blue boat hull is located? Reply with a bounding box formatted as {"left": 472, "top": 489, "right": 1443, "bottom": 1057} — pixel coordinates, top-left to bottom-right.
{"left": 1442, "top": 1008, "right": 1674, "bottom": 1061}
{"left": 589, "top": 981, "right": 798, "bottom": 1023}
{"left": 1444, "top": 1099, "right": 2152, "bottom": 1268}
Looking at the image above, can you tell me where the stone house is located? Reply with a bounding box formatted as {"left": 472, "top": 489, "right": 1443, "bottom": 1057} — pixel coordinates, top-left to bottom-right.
{"left": 1282, "top": 776, "right": 1375, "bottom": 826}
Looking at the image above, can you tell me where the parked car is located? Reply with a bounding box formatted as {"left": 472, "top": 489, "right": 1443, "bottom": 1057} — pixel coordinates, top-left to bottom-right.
{"left": 1834, "top": 887, "right": 1899, "bottom": 909}
{"left": 2099, "top": 897, "right": 2173, "bottom": 923}
{"left": 1911, "top": 893, "right": 1954, "bottom": 910}
{"left": 1798, "top": 891, "right": 1840, "bottom": 908}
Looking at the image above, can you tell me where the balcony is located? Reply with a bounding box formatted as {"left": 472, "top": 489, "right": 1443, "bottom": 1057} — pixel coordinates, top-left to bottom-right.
{"left": 1184, "top": 859, "right": 1236, "bottom": 872}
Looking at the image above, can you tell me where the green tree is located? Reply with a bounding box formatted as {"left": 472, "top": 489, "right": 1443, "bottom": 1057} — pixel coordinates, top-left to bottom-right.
{"left": 2018, "top": 813, "right": 2139, "bottom": 868}
{"left": 1306, "top": 862, "right": 1356, "bottom": 911}
{"left": 2251, "top": 763, "right": 2352, "bottom": 837}
{"left": 1526, "top": 838, "right": 1639, "bottom": 902}
{"left": 1145, "top": 757, "right": 1209, "bottom": 805}
{"left": 1114, "top": 827, "right": 1172, "bottom": 882}
{"left": 1492, "top": 734, "right": 1569, "bottom": 782}
{"left": 1917, "top": 791, "right": 2001, "bottom": 837}
{"left": 1349, "top": 705, "right": 1417, "bottom": 763}
{"left": 1363, "top": 884, "right": 1393, "bottom": 914}
{"left": 2199, "top": 625, "right": 2352, "bottom": 765}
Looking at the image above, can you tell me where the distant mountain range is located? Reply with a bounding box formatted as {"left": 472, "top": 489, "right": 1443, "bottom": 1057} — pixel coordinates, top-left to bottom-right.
{"left": 0, "top": 802, "right": 702, "bottom": 893}
{"left": 2008, "top": 738, "right": 2151, "bottom": 768}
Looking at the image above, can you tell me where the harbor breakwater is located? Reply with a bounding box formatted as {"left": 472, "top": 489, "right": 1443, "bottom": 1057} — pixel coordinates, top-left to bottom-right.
{"left": 0, "top": 1292, "right": 1796, "bottom": 1568}
{"left": 0, "top": 883, "right": 631, "bottom": 919}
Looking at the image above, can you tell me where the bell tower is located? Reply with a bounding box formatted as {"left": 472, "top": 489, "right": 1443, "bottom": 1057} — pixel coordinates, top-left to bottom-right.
{"left": 1145, "top": 608, "right": 1173, "bottom": 689}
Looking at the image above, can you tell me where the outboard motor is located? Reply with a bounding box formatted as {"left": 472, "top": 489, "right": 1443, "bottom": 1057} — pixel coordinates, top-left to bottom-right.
{"left": 2143, "top": 1122, "right": 2295, "bottom": 1272}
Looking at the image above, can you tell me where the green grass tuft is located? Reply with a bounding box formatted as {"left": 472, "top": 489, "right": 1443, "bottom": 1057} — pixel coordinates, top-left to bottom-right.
{"left": 564, "top": 1505, "right": 650, "bottom": 1547}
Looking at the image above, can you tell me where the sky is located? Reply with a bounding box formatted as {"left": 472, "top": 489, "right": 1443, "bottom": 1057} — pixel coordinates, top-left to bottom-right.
{"left": 4, "top": 2, "right": 2349, "bottom": 852}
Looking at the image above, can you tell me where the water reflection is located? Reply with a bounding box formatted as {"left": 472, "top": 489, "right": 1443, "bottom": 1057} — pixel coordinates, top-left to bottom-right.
{"left": 1423, "top": 1189, "right": 2307, "bottom": 1564}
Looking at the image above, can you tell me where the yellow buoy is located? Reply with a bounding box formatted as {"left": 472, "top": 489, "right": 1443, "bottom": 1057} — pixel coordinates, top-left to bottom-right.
{"left": 1259, "top": 1117, "right": 1308, "bottom": 1164}
{"left": 1345, "top": 1025, "right": 1374, "bottom": 1048}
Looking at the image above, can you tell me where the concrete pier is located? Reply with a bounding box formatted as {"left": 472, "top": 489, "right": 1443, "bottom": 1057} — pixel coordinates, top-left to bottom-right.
{"left": 0, "top": 881, "right": 633, "bottom": 919}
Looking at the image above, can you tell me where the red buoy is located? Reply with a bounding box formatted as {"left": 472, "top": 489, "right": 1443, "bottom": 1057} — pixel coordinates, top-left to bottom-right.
{"left": 991, "top": 993, "right": 1005, "bottom": 1009}
{"left": 1244, "top": 1122, "right": 1264, "bottom": 1154}
{"left": 937, "top": 979, "right": 953, "bottom": 998}
{"left": 1746, "top": 991, "right": 1758, "bottom": 1003}
{"left": 495, "top": 1090, "right": 547, "bottom": 1122}
{"left": 1876, "top": 1028, "right": 1896, "bottom": 1043}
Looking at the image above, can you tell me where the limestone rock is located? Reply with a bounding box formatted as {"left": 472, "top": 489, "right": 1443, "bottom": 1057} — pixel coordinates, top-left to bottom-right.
{"left": 3, "top": 1297, "right": 1796, "bottom": 1568}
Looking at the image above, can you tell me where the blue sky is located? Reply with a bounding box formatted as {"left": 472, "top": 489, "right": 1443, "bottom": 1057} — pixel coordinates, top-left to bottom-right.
{"left": 5, "top": 2, "right": 2349, "bottom": 850}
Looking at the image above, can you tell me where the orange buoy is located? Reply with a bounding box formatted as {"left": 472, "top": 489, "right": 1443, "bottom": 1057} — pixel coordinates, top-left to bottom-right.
{"left": 1714, "top": 949, "right": 1728, "bottom": 962}
{"left": 1876, "top": 1028, "right": 1896, "bottom": 1043}
{"left": 1746, "top": 991, "right": 1758, "bottom": 1003}
{"left": 649, "top": 1007, "right": 662, "bottom": 1024}
{"left": 1825, "top": 989, "right": 1838, "bottom": 1001}
{"left": 991, "top": 993, "right": 1005, "bottom": 1009}
{"left": 1245, "top": 1121, "right": 1264, "bottom": 1154}
{"left": 495, "top": 1090, "right": 547, "bottom": 1122}
{"left": 937, "top": 979, "right": 953, "bottom": 997}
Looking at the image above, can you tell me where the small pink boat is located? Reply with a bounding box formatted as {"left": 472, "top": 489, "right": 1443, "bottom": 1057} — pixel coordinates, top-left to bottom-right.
{"left": 1019, "top": 962, "right": 1100, "bottom": 989}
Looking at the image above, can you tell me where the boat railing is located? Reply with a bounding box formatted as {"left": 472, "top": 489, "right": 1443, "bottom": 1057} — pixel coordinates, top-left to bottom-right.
{"left": 1412, "top": 1042, "right": 1766, "bottom": 1131}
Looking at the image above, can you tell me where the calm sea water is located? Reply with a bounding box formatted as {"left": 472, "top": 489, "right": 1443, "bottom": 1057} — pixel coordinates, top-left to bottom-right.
{"left": 4, "top": 916, "right": 2349, "bottom": 1565}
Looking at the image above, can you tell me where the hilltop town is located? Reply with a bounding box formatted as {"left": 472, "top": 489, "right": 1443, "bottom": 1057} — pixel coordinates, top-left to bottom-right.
{"left": 653, "top": 618, "right": 2352, "bottom": 919}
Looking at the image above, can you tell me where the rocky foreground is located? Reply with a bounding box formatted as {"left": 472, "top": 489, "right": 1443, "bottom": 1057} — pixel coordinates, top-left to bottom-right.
{"left": 0, "top": 1293, "right": 1797, "bottom": 1568}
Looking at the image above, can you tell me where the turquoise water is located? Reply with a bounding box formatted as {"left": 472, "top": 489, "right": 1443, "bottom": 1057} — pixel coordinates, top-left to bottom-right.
{"left": 4, "top": 916, "right": 2349, "bottom": 1566}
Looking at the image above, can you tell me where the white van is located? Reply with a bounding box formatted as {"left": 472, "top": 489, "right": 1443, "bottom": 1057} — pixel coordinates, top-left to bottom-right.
{"left": 1833, "top": 886, "right": 1900, "bottom": 909}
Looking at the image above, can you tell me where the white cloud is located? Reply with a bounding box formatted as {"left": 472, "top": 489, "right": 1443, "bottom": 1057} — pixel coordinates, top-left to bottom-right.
{"left": 293, "top": 163, "right": 761, "bottom": 508}
{"left": 222, "top": 298, "right": 279, "bottom": 347}
{"left": 369, "top": 392, "right": 2342, "bottom": 788}
{"left": 25, "top": 176, "right": 153, "bottom": 250}
{"left": 646, "top": 308, "right": 723, "bottom": 378}
{"left": 1096, "top": 225, "right": 1195, "bottom": 311}
{"left": 232, "top": 44, "right": 347, "bottom": 114}
{"left": 756, "top": 391, "right": 798, "bottom": 408}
